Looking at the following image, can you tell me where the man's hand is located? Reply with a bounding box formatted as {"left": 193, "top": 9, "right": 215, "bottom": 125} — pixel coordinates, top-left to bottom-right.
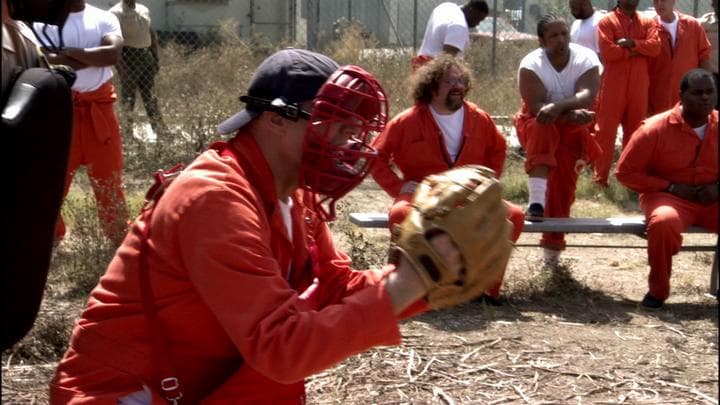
{"left": 563, "top": 109, "right": 595, "bottom": 125}
{"left": 536, "top": 102, "right": 563, "bottom": 124}
{"left": 385, "top": 233, "right": 463, "bottom": 315}
{"left": 695, "top": 184, "right": 719, "bottom": 205}
{"left": 667, "top": 183, "right": 698, "bottom": 201}
{"left": 616, "top": 38, "right": 636, "bottom": 48}
{"left": 399, "top": 181, "right": 419, "bottom": 195}
{"left": 40, "top": 48, "right": 87, "bottom": 70}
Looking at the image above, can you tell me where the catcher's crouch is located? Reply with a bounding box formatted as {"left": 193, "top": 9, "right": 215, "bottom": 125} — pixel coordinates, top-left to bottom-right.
{"left": 47, "top": 49, "right": 514, "bottom": 404}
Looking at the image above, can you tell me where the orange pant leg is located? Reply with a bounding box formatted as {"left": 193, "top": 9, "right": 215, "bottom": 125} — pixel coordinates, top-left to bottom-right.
{"left": 54, "top": 111, "right": 87, "bottom": 241}
{"left": 640, "top": 193, "right": 718, "bottom": 300}
{"left": 515, "top": 114, "right": 562, "bottom": 173}
{"left": 486, "top": 201, "right": 524, "bottom": 298}
{"left": 619, "top": 77, "right": 650, "bottom": 147}
{"left": 593, "top": 96, "right": 625, "bottom": 186}
{"left": 84, "top": 102, "right": 128, "bottom": 245}
{"left": 55, "top": 96, "right": 128, "bottom": 245}
{"left": 594, "top": 68, "right": 650, "bottom": 185}
{"left": 540, "top": 123, "right": 585, "bottom": 250}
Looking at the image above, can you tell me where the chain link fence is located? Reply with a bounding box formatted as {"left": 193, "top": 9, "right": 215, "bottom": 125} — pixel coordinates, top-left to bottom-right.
{"left": 84, "top": 0, "right": 713, "bottom": 174}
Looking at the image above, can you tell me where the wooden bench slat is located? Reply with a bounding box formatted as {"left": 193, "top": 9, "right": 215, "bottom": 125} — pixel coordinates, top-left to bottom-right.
{"left": 348, "top": 212, "right": 710, "bottom": 234}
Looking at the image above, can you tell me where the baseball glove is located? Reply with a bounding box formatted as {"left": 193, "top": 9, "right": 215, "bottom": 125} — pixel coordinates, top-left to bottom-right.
{"left": 390, "top": 165, "right": 513, "bottom": 310}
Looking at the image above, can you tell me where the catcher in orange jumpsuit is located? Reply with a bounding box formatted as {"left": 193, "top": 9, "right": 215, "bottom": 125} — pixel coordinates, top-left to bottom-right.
{"left": 514, "top": 14, "right": 602, "bottom": 263}
{"left": 616, "top": 69, "right": 717, "bottom": 308}
{"left": 371, "top": 55, "right": 524, "bottom": 305}
{"left": 47, "top": 49, "right": 478, "bottom": 404}
{"left": 35, "top": 0, "right": 129, "bottom": 246}
{"left": 647, "top": 0, "right": 712, "bottom": 115}
{"left": 592, "top": 0, "right": 660, "bottom": 187}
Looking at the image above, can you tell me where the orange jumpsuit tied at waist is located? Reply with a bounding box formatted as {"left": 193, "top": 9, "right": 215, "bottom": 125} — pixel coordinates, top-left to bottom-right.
{"left": 648, "top": 13, "right": 711, "bottom": 115}
{"left": 56, "top": 80, "right": 128, "bottom": 244}
{"left": 49, "top": 134, "right": 426, "bottom": 404}
{"left": 370, "top": 102, "right": 524, "bottom": 298}
{"left": 616, "top": 106, "right": 718, "bottom": 301}
{"left": 593, "top": 7, "right": 660, "bottom": 186}
{"left": 515, "top": 104, "right": 602, "bottom": 250}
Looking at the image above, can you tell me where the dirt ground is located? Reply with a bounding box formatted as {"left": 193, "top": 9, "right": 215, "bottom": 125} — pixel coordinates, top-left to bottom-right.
{"left": 2, "top": 182, "right": 718, "bottom": 404}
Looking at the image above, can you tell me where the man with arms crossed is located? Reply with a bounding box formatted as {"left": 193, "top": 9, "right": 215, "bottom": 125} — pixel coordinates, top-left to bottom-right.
{"left": 616, "top": 69, "right": 717, "bottom": 308}
{"left": 35, "top": 0, "right": 129, "bottom": 247}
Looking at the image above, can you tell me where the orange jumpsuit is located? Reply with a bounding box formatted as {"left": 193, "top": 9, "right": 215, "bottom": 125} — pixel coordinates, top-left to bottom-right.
{"left": 370, "top": 102, "right": 524, "bottom": 298}
{"left": 50, "top": 134, "right": 424, "bottom": 403}
{"left": 648, "top": 13, "right": 711, "bottom": 115}
{"left": 593, "top": 7, "right": 660, "bottom": 186}
{"left": 515, "top": 104, "right": 602, "bottom": 250}
{"left": 616, "top": 106, "right": 718, "bottom": 301}
{"left": 55, "top": 81, "right": 128, "bottom": 245}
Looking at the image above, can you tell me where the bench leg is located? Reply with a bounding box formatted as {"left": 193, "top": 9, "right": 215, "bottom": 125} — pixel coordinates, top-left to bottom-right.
{"left": 711, "top": 251, "right": 718, "bottom": 296}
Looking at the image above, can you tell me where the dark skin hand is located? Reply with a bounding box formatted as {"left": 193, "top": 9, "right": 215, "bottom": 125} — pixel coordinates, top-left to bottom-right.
{"left": 41, "top": 33, "right": 123, "bottom": 70}
{"left": 669, "top": 183, "right": 719, "bottom": 205}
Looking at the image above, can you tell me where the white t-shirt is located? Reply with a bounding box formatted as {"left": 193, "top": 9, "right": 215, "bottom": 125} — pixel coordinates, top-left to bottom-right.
{"left": 278, "top": 197, "right": 293, "bottom": 279}
{"left": 518, "top": 43, "right": 601, "bottom": 103}
{"left": 657, "top": 12, "right": 679, "bottom": 47}
{"left": 418, "top": 2, "right": 469, "bottom": 58}
{"left": 693, "top": 123, "right": 707, "bottom": 140}
{"left": 34, "top": 4, "right": 122, "bottom": 92}
{"left": 429, "top": 105, "right": 465, "bottom": 162}
{"left": 570, "top": 10, "right": 604, "bottom": 54}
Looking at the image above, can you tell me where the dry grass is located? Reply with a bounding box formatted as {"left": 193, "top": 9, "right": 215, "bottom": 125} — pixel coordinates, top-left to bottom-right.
{"left": 2, "top": 30, "right": 717, "bottom": 405}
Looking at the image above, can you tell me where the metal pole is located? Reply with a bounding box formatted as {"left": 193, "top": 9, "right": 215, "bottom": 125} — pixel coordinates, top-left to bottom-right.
{"left": 348, "top": 0, "right": 352, "bottom": 22}
{"left": 492, "top": 0, "right": 497, "bottom": 77}
{"left": 413, "top": 0, "right": 418, "bottom": 52}
{"left": 693, "top": 0, "right": 699, "bottom": 17}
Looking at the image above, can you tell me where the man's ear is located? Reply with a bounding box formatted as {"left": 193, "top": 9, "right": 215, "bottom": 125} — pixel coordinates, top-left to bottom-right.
{"left": 268, "top": 112, "right": 286, "bottom": 128}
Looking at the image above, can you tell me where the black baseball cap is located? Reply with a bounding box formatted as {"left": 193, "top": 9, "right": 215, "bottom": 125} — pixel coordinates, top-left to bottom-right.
{"left": 217, "top": 48, "right": 340, "bottom": 135}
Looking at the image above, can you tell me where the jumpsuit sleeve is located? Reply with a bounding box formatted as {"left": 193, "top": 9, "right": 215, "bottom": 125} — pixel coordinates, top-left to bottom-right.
{"left": 598, "top": 17, "right": 630, "bottom": 62}
{"left": 631, "top": 19, "right": 661, "bottom": 58}
{"left": 179, "top": 187, "right": 402, "bottom": 385}
{"left": 615, "top": 124, "right": 671, "bottom": 193}
{"left": 695, "top": 21, "right": 712, "bottom": 62}
{"left": 485, "top": 116, "right": 508, "bottom": 177}
{"left": 371, "top": 118, "right": 405, "bottom": 198}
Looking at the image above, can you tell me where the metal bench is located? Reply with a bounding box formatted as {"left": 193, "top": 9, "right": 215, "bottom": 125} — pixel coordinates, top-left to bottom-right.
{"left": 348, "top": 212, "right": 718, "bottom": 293}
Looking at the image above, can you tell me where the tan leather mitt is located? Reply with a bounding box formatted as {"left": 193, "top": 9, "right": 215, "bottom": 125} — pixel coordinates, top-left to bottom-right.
{"left": 390, "top": 165, "right": 513, "bottom": 310}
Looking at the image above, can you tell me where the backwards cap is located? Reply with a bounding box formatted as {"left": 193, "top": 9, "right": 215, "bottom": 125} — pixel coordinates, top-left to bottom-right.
{"left": 217, "top": 48, "right": 340, "bottom": 134}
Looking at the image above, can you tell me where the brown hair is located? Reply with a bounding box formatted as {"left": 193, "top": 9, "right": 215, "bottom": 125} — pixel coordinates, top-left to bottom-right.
{"left": 409, "top": 55, "right": 474, "bottom": 105}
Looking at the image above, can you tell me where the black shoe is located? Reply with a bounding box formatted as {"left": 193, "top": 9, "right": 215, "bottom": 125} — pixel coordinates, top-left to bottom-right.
{"left": 641, "top": 293, "right": 664, "bottom": 309}
{"left": 526, "top": 203, "right": 544, "bottom": 222}
{"left": 480, "top": 294, "right": 503, "bottom": 307}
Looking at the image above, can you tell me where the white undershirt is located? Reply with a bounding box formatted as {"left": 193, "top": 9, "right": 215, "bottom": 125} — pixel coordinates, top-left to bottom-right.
{"left": 693, "top": 123, "right": 707, "bottom": 140}
{"left": 658, "top": 12, "right": 679, "bottom": 47}
{"left": 429, "top": 105, "right": 465, "bottom": 162}
{"left": 279, "top": 198, "right": 293, "bottom": 279}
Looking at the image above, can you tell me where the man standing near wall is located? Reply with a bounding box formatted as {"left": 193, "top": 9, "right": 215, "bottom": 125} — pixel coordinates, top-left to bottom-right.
{"left": 647, "top": 0, "right": 711, "bottom": 115}
{"left": 699, "top": 0, "right": 718, "bottom": 110}
{"left": 569, "top": 0, "right": 605, "bottom": 55}
{"left": 412, "top": 0, "right": 489, "bottom": 70}
{"left": 35, "top": 0, "right": 129, "bottom": 247}
{"left": 592, "top": 0, "right": 659, "bottom": 187}
{"left": 110, "top": 0, "right": 166, "bottom": 141}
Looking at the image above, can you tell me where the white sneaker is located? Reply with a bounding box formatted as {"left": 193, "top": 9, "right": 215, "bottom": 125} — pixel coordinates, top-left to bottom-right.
{"left": 543, "top": 248, "right": 561, "bottom": 266}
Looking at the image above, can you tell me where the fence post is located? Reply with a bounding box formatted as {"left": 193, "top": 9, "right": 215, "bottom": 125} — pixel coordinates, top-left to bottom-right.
{"left": 491, "top": 0, "right": 498, "bottom": 78}
{"left": 413, "top": 0, "right": 418, "bottom": 51}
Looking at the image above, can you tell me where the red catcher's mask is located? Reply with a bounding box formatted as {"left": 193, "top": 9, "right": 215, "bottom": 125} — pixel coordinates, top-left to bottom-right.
{"left": 301, "top": 65, "right": 388, "bottom": 221}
